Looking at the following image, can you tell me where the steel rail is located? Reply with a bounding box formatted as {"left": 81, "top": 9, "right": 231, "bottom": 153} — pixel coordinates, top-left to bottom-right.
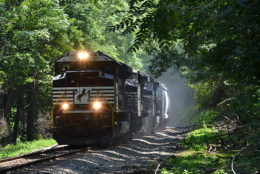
{"left": 0, "top": 144, "right": 63, "bottom": 163}
{"left": 0, "top": 145, "right": 89, "bottom": 173}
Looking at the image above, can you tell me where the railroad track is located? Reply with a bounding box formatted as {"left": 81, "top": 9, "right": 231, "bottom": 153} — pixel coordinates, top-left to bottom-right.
{"left": 0, "top": 145, "right": 90, "bottom": 173}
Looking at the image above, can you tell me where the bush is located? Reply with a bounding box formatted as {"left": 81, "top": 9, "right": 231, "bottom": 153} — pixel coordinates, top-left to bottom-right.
{"left": 191, "top": 110, "right": 219, "bottom": 127}
{"left": 190, "top": 81, "right": 217, "bottom": 109}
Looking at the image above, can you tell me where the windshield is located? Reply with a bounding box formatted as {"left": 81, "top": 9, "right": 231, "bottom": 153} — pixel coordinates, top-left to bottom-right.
{"left": 55, "top": 61, "right": 115, "bottom": 75}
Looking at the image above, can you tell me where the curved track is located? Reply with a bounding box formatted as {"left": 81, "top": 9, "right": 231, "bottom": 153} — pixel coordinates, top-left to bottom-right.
{"left": 1, "top": 127, "right": 189, "bottom": 174}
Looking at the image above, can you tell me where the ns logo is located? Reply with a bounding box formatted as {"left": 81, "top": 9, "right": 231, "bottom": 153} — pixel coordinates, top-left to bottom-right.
{"left": 75, "top": 88, "right": 90, "bottom": 103}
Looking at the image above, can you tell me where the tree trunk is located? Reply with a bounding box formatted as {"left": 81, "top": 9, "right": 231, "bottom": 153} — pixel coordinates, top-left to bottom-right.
{"left": 12, "top": 86, "right": 24, "bottom": 144}
{"left": 3, "top": 88, "right": 14, "bottom": 121}
{"left": 2, "top": 88, "right": 15, "bottom": 143}
{"left": 26, "top": 83, "right": 37, "bottom": 141}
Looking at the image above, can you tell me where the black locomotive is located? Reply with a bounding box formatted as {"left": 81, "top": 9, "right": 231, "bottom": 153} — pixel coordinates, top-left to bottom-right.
{"left": 51, "top": 51, "right": 169, "bottom": 146}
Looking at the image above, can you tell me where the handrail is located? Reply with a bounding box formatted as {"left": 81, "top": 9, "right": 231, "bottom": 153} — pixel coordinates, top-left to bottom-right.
{"left": 50, "top": 91, "right": 66, "bottom": 128}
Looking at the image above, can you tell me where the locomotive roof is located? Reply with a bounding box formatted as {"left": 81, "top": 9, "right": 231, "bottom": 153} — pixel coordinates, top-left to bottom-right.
{"left": 56, "top": 51, "right": 131, "bottom": 67}
{"left": 57, "top": 51, "right": 109, "bottom": 62}
{"left": 55, "top": 51, "right": 161, "bottom": 84}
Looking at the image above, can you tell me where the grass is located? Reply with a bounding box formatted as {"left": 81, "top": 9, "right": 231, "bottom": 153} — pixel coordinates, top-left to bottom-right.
{"left": 0, "top": 139, "right": 57, "bottom": 159}
{"left": 161, "top": 151, "right": 230, "bottom": 174}
{"left": 183, "top": 126, "right": 224, "bottom": 151}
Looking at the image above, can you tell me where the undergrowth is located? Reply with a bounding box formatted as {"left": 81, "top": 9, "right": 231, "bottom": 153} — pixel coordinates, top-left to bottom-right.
{"left": 160, "top": 83, "right": 260, "bottom": 173}
{"left": 160, "top": 110, "right": 233, "bottom": 174}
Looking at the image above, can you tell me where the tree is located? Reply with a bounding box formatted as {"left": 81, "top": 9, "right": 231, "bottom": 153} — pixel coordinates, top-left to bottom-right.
{"left": 112, "top": 0, "right": 260, "bottom": 84}
{"left": 59, "top": 0, "right": 144, "bottom": 69}
{"left": 0, "top": 0, "right": 146, "bottom": 144}
{"left": 0, "top": 0, "right": 82, "bottom": 143}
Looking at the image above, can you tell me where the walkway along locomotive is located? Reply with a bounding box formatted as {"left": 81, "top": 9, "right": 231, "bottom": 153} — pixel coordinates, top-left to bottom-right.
{"left": 51, "top": 51, "right": 170, "bottom": 145}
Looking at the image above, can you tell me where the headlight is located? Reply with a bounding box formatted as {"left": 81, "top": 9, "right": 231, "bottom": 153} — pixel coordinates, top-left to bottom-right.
{"left": 92, "top": 101, "right": 102, "bottom": 110}
{"left": 61, "top": 102, "right": 69, "bottom": 110}
{"left": 77, "top": 51, "right": 89, "bottom": 60}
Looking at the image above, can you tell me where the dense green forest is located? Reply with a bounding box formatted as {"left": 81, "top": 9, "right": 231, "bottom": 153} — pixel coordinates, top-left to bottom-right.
{"left": 0, "top": 0, "right": 145, "bottom": 144}
{"left": 0, "top": 0, "right": 259, "bottom": 173}
{"left": 110, "top": 0, "right": 259, "bottom": 173}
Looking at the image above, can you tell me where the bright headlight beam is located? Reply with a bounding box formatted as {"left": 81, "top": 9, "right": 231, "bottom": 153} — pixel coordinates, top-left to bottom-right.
{"left": 77, "top": 51, "right": 89, "bottom": 60}
{"left": 62, "top": 102, "right": 69, "bottom": 110}
{"left": 93, "top": 101, "right": 102, "bottom": 110}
